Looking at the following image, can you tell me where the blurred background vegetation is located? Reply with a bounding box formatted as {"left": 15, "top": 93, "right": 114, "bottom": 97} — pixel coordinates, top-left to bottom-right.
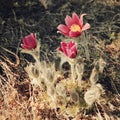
{"left": 0, "top": 0, "right": 119, "bottom": 47}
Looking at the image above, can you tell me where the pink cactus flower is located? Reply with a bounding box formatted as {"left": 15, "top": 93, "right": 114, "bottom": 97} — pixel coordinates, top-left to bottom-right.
{"left": 57, "top": 13, "right": 90, "bottom": 37}
{"left": 21, "top": 33, "right": 36, "bottom": 50}
{"left": 58, "top": 41, "right": 77, "bottom": 58}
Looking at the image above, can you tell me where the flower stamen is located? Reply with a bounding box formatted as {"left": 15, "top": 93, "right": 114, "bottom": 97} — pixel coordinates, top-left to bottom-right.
{"left": 70, "top": 24, "right": 81, "bottom": 32}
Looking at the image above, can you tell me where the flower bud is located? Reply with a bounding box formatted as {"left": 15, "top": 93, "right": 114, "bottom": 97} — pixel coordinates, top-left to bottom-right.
{"left": 84, "top": 84, "right": 103, "bottom": 106}
{"left": 70, "top": 91, "right": 79, "bottom": 103}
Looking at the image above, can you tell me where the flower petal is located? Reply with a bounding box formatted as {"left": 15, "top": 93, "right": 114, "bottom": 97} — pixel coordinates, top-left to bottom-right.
{"left": 69, "top": 31, "right": 81, "bottom": 37}
{"left": 61, "top": 42, "right": 67, "bottom": 55}
{"left": 58, "top": 42, "right": 68, "bottom": 55}
{"left": 71, "top": 44, "right": 77, "bottom": 52}
{"left": 68, "top": 41, "right": 75, "bottom": 48}
{"left": 79, "top": 13, "right": 86, "bottom": 26}
{"left": 66, "top": 46, "right": 77, "bottom": 58}
{"left": 22, "top": 33, "right": 36, "bottom": 49}
{"left": 69, "top": 52, "right": 77, "bottom": 58}
{"left": 58, "top": 47, "right": 63, "bottom": 52}
{"left": 65, "top": 15, "right": 74, "bottom": 28}
{"left": 58, "top": 41, "right": 77, "bottom": 58}
{"left": 57, "top": 24, "right": 69, "bottom": 35}
{"left": 21, "top": 44, "right": 30, "bottom": 49}
{"left": 82, "top": 23, "right": 90, "bottom": 31}
{"left": 22, "top": 37, "right": 30, "bottom": 46}
{"left": 72, "top": 13, "right": 79, "bottom": 25}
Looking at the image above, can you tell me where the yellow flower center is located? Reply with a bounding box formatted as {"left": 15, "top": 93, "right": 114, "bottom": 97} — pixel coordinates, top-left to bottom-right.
{"left": 70, "top": 24, "right": 81, "bottom": 32}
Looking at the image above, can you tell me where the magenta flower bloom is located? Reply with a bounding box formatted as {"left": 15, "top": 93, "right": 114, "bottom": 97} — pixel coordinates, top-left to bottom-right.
{"left": 21, "top": 33, "right": 36, "bottom": 50}
{"left": 58, "top": 41, "right": 77, "bottom": 58}
{"left": 57, "top": 13, "right": 90, "bottom": 37}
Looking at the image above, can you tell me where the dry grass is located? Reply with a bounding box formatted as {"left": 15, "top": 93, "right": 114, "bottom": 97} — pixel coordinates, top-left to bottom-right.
{"left": 0, "top": 39, "right": 120, "bottom": 120}
{"left": 95, "top": 0, "right": 120, "bottom": 6}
